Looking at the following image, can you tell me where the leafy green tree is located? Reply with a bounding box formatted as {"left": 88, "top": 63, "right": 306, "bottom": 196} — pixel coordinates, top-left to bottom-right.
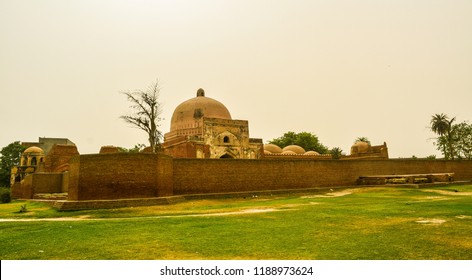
{"left": 430, "top": 113, "right": 456, "bottom": 159}
{"left": 270, "top": 131, "right": 297, "bottom": 147}
{"left": 453, "top": 122, "right": 472, "bottom": 159}
{"left": 269, "top": 131, "right": 329, "bottom": 154}
{"left": 121, "top": 80, "right": 163, "bottom": 153}
{"left": 0, "top": 141, "right": 26, "bottom": 187}
{"left": 436, "top": 121, "right": 472, "bottom": 160}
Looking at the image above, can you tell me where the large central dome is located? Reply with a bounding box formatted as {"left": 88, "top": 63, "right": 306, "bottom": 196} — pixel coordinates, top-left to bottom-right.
{"left": 170, "top": 88, "right": 232, "bottom": 132}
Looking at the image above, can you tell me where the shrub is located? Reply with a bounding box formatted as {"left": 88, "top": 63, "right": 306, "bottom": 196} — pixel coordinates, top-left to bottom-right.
{"left": 19, "top": 204, "right": 28, "bottom": 213}
{"left": 0, "top": 187, "right": 11, "bottom": 203}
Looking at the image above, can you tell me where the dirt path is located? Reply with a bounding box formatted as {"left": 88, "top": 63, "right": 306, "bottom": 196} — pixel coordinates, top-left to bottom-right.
{"left": 0, "top": 207, "right": 293, "bottom": 222}
{"left": 421, "top": 189, "right": 472, "bottom": 196}
{"left": 301, "top": 190, "right": 353, "bottom": 198}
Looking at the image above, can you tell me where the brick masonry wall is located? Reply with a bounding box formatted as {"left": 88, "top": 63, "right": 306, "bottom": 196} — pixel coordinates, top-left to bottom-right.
{"left": 11, "top": 181, "right": 33, "bottom": 199}
{"left": 32, "top": 173, "right": 64, "bottom": 193}
{"left": 43, "top": 145, "right": 79, "bottom": 172}
{"left": 68, "top": 156, "right": 80, "bottom": 200}
{"left": 68, "top": 153, "right": 173, "bottom": 200}
{"left": 67, "top": 153, "right": 472, "bottom": 200}
{"left": 173, "top": 158, "right": 472, "bottom": 195}
{"left": 11, "top": 173, "right": 63, "bottom": 199}
{"left": 163, "top": 141, "right": 197, "bottom": 158}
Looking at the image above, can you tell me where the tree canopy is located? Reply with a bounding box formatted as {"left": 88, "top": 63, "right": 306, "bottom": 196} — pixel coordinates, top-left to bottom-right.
{"left": 0, "top": 141, "right": 26, "bottom": 187}
{"left": 430, "top": 113, "right": 457, "bottom": 159}
{"left": 435, "top": 121, "right": 472, "bottom": 160}
{"left": 269, "top": 131, "right": 329, "bottom": 154}
{"left": 121, "top": 80, "right": 163, "bottom": 153}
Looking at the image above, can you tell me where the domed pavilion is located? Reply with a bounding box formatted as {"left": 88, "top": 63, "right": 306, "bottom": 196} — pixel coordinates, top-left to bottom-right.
{"left": 163, "top": 88, "right": 263, "bottom": 159}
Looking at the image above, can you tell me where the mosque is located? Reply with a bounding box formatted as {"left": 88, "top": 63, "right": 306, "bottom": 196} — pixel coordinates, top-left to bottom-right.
{"left": 11, "top": 88, "right": 468, "bottom": 210}
{"left": 162, "top": 88, "right": 264, "bottom": 159}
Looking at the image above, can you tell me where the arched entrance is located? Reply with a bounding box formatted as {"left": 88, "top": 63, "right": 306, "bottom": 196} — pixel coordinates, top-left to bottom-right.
{"left": 219, "top": 153, "right": 234, "bottom": 159}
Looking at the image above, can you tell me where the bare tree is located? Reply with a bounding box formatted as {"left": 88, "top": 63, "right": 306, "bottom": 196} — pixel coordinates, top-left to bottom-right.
{"left": 120, "top": 80, "right": 163, "bottom": 153}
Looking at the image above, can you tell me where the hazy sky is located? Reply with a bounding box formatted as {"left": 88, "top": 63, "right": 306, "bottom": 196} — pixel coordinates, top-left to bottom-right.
{"left": 1, "top": 0, "right": 471, "bottom": 158}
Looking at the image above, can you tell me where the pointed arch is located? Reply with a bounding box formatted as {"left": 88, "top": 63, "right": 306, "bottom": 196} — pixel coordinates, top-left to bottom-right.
{"left": 219, "top": 153, "right": 234, "bottom": 159}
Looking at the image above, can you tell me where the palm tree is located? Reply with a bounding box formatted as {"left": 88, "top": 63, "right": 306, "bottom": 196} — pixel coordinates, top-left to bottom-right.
{"left": 431, "top": 114, "right": 449, "bottom": 135}
{"left": 330, "top": 147, "right": 343, "bottom": 159}
{"left": 430, "top": 113, "right": 456, "bottom": 159}
{"left": 354, "top": 137, "right": 370, "bottom": 144}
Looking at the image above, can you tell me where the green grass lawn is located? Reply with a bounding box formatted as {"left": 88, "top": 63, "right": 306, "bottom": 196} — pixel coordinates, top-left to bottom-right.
{"left": 0, "top": 185, "right": 471, "bottom": 260}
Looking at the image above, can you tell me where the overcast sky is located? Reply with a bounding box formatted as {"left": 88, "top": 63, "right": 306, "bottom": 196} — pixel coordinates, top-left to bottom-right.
{"left": 1, "top": 0, "right": 471, "bottom": 158}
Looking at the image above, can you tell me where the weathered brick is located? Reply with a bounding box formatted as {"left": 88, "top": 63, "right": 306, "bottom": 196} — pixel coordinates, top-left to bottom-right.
{"left": 68, "top": 153, "right": 472, "bottom": 200}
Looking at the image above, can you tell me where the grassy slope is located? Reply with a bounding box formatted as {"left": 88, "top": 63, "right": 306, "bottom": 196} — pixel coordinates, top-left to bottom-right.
{"left": 0, "top": 185, "right": 471, "bottom": 260}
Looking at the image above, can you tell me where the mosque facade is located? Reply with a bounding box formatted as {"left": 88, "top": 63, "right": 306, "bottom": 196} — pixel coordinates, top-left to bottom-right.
{"left": 162, "top": 88, "right": 263, "bottom": 159}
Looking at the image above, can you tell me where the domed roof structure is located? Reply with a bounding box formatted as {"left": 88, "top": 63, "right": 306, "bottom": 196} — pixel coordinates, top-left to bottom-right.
{"left": 23, "top": 146, "right": 44, "bottom": 154}
{"left": 170, "top": 88, "right": 232, "bottom": 132}
{"left": 263, "top": 144, "right": 283, "bottom": 154}
{"left": 282, "top": 145, "right": 306, "bottom": 154}
{"left": 304, "top": 151, "right": 320, "bottom": 156}
{"left": 351, "top": 141, "right": 371, "bottom": 154}
{"left": 163, "top": 88, "right": 263, "bottom": 159}
{"left": 21, "top": 146, "right": 45, "bottom": 167}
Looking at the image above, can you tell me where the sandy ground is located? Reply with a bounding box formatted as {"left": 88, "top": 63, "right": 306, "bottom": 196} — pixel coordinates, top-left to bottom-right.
{"left": 301, "top": 190, "right": 353, "bottom": 198}
{"left": 415, "top": 219, "right": 447, "bottom": 224}
{"left": 0, "top": 208, "right": 294, "bottom": 222}
{"left": 420, "top": 189, "right": 472, "bottom": 196}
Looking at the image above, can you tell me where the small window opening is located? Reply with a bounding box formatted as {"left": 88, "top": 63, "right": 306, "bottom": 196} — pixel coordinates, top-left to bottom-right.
{"left": 223, "top": 136, "right": 230, "bottom": 143}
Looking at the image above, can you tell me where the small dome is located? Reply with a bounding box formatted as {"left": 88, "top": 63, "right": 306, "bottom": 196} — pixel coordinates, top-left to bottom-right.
{"left": 282, "top": 145, "right": 306, "bottom": 154}
{"left": 263, "top": 144, "right": 283, "bottom": 154}
{"left": 170, "top": 89, "right": 232, "bottom": 132}
{"left": 304, "top": 151, "right": 320, "bottom": 156}
{"left": 23, "top": 146, "right": 44, "bottom": 154}
{"left": 351, "top": 141, "right": 371, "bottom": 154}
{"left": 281, "top": 150, "right": 297, "bottom": 155}
{"left": 263, "top": 150, "right": 272, "bottom": 155}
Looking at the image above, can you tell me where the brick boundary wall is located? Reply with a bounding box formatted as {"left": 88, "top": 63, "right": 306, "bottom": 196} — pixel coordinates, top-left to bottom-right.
{"left": 11, "top": 173, "right": 65, "bottom": 199}
{"left": 68, "top": 153, "right": 173, "bottom": 200}
{"left": 11, "top": 181, "right": 33, "bottom": 199}
{"left": 68, "top": 153, "right": 472, "bottom": 201}
{"left": 173, "top": 158, "right": 472, "bottom": 195}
